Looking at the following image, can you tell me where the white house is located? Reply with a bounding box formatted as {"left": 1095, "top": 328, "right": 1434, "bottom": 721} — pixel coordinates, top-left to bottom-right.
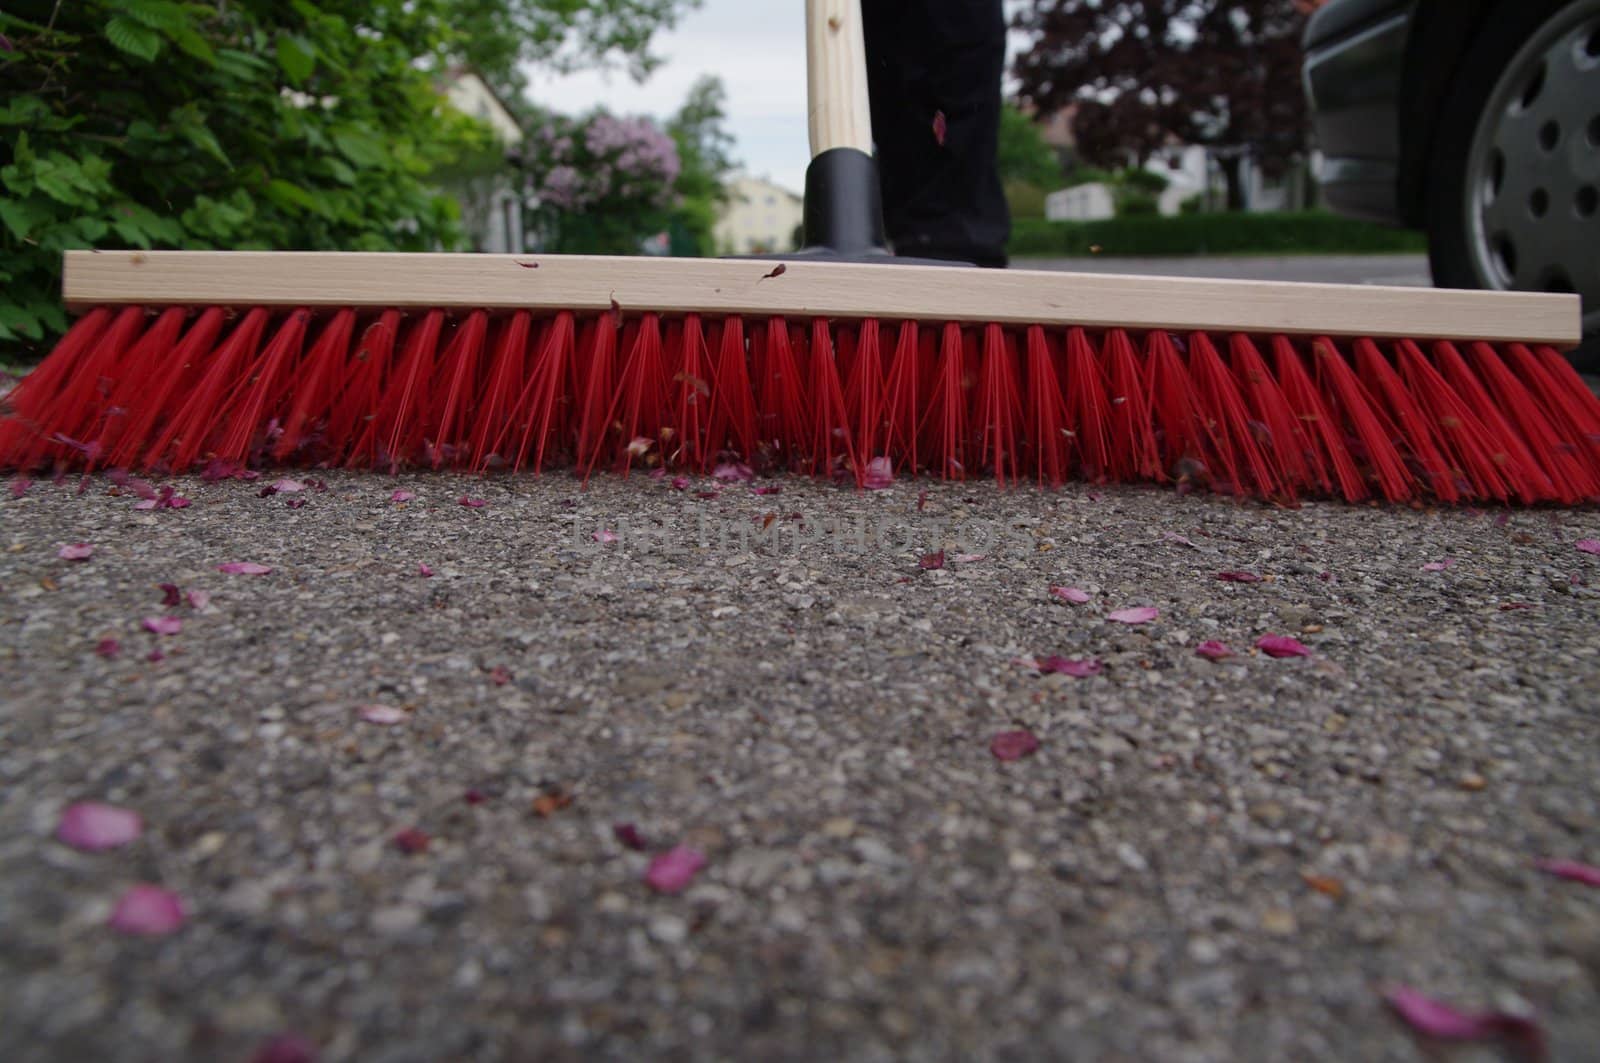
{"left": 440, "top": 69, "right": 526, "bottom": 253}
{"left": 715, "top": 175, "right": 804, "bottom": 255}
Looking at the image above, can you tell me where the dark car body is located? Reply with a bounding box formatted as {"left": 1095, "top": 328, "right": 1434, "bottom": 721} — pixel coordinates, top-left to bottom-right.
{"left": 1303, "top": 0, "right": 1518, "bottom": 227}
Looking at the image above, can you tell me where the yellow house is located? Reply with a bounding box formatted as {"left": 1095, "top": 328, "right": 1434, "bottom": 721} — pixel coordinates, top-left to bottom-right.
{"left": 715, "top": 175, "right": 804, "bottom": 255}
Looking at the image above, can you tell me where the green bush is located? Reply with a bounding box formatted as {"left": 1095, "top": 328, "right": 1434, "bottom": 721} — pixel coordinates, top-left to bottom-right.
{"left": 1115, "top": 190, "right": 1160, "bottom": 217}
{"left": 1008, "top": 211, "right": 1428, "bottom": 257}
{"left": 1004, "top": 179, "right": 1048, "bottom": 221}
{"left": 0, "top": 0, "right": 490, "bottom": 360}
{"left": 1119, "top": 168, "right": 1170, "bottom": 194}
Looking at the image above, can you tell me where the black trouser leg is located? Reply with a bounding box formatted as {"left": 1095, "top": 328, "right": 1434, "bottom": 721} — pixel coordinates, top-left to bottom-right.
{"left": 860, "top": 0, "right": 1010, "bottom": 268}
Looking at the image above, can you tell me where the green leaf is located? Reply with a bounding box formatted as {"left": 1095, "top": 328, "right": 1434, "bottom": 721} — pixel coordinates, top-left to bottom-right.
{"left": 180, "top": 122, "right": 231, "bottom": 167}
{"left": 0, "top": 197, "right": 44, "bottom": 241}
{"left": 263, "top": 178, "right": 322, "bottom": 214}
{"left": 117, "top": 0, "right": 192, "bottom": 32}
{"left": 169, "top": 27, "right": 217, "bottom": 66}
{"left": 332, "top": 128, "right": 388, "bottom": 169}
{"left": 0, "top": 302, "right": 43, "bottom": 341}
{"left": 324, "top": 158, "right": 357, "bottom": 185}
{"left": 276, "top": 34, "right": 315, "bottom": 85}
{"left": 104, "top": 16, "right": 162, "bottom": 62}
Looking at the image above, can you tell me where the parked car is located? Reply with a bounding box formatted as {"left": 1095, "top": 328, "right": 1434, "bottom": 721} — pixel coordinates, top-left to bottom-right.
{"left": 1303, "top": 0, "right": 1598, "bottom": 353}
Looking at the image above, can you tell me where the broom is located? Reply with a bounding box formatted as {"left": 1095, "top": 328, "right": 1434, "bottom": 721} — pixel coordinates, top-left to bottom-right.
{"left": 1, "top": 0, "right": 1591, "bottom": 505}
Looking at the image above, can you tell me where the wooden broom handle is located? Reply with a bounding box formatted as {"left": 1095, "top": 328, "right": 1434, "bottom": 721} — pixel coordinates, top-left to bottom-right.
{"left": 807, "top": 0, "right": 873, "bottom": 156}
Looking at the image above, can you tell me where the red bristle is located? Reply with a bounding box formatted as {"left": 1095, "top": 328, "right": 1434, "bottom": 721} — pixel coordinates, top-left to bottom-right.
{"left": 1061, "top": 327, "right": 1112, "bottom": 482}
{"left": 974, "top": 322, "right": 1023, "bottom": 484}
{"left": 427, "top": 311, "right": 489, "bottom": 467}
{"left": 1271, "top": 335, "right": 1364, "bottom": 500}
{"left": 1228, "top": 334, "right": 1314, "bottom": 497}
{"left": 1477, "top": 343, "right": 1600, "bottom": 498}
{"left": 1352, "top": 337, "right": 1459, "bottom": 501}
{"left": 331, "top": 311, "right": 400, "bottom": 467}
{"left": 1393, "top": 339, "right": 1519, "bottom": 502}
{"left": 1100, "top": 329, "right": 1161, "bottom": 482}
{"left": 705, "top": 316, "right": 756, "bottom": 466}
{"left": 470, "top": 311, "right": 532, "bottom": 471}
{"left": 843, "top": 319, "right": 887, "bottom": 464}
{"left": 1522, "top": 345, "right": 1600, "bottom": 474}
{"left": 1023, "top": 325, "right": 1071, "bottom": 486}
{"left": 367, "top": 310, "right": 445, "bottom": 471}
{"left": 752, "top": 316, "right": 809, "bottom": 469}
{"left": 1144, "top": 331, "right": 1219, "bottom": 487}
{"left": 510, "top": 311, "right": 576, "bottom": 474}
{"left": 55, "top": 308, "right": 184, "bottom": 467}
{"left": 1311, "top": 336, "right": 1414, "bottom": 502}
{"left": 923, "top": 322, "right": 970, "bottom": 479}
{"left": 1433, "top": 341, "right": 1557, "bottom": 502}
{"left": 670, "top": 314, "right": 713, "bottom": 470}
{"left": 883, "top": 320, "right": 922, "bottom": 474}
{"left": 1, "top": 307, "right": 113, "bottom": 429}
{"left": 575, "top": 312, "right": 619, "bottom": 475}
{"left": 274, "top": 309, "right": 356, "bottom": 463}
{"left": 213, "top": 309, "right": 309, "bottom": 466}
{"left": 12, "top": 307, "right": 147, "bottom": 470}
{"left": 807, "top": 317, "right": 856, "bottom": 479}
{"left": 607, "top": 313, "right": 670, "bottom": 474}
{"left": 102, "top": 308, "right": 226, "bottom": 470}
{"left": 1185, "top": 331, "right": 1278, "bottom": 498}
{"left": 149, "top": 308, "right": 269, "bottom": 471}
{"left": 834, "top": 323, "right": 860, "bottom": 393}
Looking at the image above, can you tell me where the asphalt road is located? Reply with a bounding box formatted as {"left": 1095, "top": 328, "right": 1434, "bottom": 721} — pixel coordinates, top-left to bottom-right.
{"left": 1021, "top": 253, "right": 1433, "bottom": 287}
{"left": 3, "top": 469, "right": 1599, "bottom": 1061}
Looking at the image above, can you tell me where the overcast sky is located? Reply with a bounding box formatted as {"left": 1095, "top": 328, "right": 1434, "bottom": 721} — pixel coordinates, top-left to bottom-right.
{"left": 525, "top": 0, "right": 1029, "bottom": 195}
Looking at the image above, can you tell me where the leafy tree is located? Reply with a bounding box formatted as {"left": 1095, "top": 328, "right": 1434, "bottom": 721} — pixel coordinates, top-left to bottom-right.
{"left": 0, "top": 0, "right": 489, "bottom": 356}
{"left": 1012, "top": 0, "right": 1312, "bottom": 209}
{"left": 997, "top": 102, "right": 1063, "bottom": 189}
{"left": 665, "top": 76, "right": 737, "bottom": 257}
{"left": 444, "top": 0, "right": 700, "bottom": 109}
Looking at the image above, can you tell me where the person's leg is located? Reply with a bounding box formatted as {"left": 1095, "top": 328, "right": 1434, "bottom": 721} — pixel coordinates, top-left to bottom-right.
{"left": 860, "top": 0, "right": 1010, "bottom": 267}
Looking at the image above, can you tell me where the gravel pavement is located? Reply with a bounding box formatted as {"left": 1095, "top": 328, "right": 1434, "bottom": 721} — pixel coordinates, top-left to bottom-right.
{"left": 3, "top": 469, "right": 1600, "bottom": 1061}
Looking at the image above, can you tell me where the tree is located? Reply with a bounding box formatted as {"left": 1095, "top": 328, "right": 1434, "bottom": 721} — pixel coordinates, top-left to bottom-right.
{"left": 997, "top": 102, "right": 1063, "bottom": 189}
{"left": 665, "top": 76, "right": 737, "bottom": 257}
{"left": 441, "top": 0, "right": 699, "bottom": 114}
{"left": 522, "top": 111, "right": 680, "bottom": 253}
{"left": 1012, "top": 0, "right": 1312, "bottom": 210}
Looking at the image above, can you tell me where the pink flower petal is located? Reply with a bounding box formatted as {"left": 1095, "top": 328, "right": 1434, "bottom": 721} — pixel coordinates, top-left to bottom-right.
{"left": 670, "top": 476, "right": 690, "bottom": 491}
{"left": 56, "top": 801, "right": 143, "bottom": 851}
{"left": 217, "top": 561, "right": 272, "bottom": 575}
{"left": 1576, "top": 539, "right": 1600, "bottom": 555}
{"left": 952, "top": 553, "right": 986, "bottom": 563}
{"left": 490, "top": 666, "right": 512, "bottom": 685}
{"left": 463, "top": 789, "right": 488, "bottom": 805}
{"left": 863, "top": 456, "right": 895, "bottom": 490}
{"left": 459, "top": 496, "right": 486, "bottom": 508}
{"left": 752, "top": 485, "right": 782, "bottom": 496}
{"left": 1535, "top": 858, "right": 1600, "bottom": 887}
{"left": 647, "top": 467, "right": 668, "bottom": 481}
{"left": 95, "top": 638, "right": 121, "bottom": 658}
{"left": 284, "top": 498, "right": 306, "bottom": 510}
{"left": 128, "top": 478, "right": 158, "bottom": 500}
{"left": 932, "top": 109, "right": 947, "bottom": 146}
{"left": 358, "top": 704, "right": 406, "bottom": 725}
{"left": 626, "top": 436, "right": 654, "bottom": 457}
{"left": 1050, "top": 586, "right": 1091, "bottom": 604}
{"left": 271, "top": 478, "right": 306, "bottom": 493}
{"left": 165, "top": 495, "right": 192, "bottom": 509}
{"left": 133, "top": 499, "right": 158, "bottom": 510}
{"left": 1422, "top": 559, "right": 1455, "bottom": 572}
{"left": 614, "top": 823, "right": 648, "bottom": 851}
{"left": 10, "top": 475, "right": 31, "bottom": 498}
{"left": 417, "top": 562, "right": 434, "bottom": 577}
{"left": 57, "top": 543, "right": 93, "bottom": 561}
{"left": 142, "top": 616, "right": 182, "bottom": 636}
{"left": 249, "top": 1033, "right": 319, "bottom": 1063}
{"left": 390, "top": 490, "right": 416, "bottom": 503}
{"left": 1382, "top": 987, "right": 1543, "bottom": 1055}
{"left": 1215, "top": 571, "right": 1261, "bottom": 583}
{"left": 645, "top": 846, "right": 705, "bottom": 893}
{"left": 593, "top": 529, "right": 619, "bottom": 543}
{"left": 146, "top": 648, "right": 165, "bottom": 663}
{"left": 1256, "top": 634, "right": 1312, "bottom": 658}
{"left": 1034, "top": 656, "right": 1103, "bottom": 677}
{"left": 109, "top": 884, "right": 187, "bottom": 936}
{"left": 393, "top": 827, "right": 431, "bottom": 854}
{"left": 919, "top": 551, "right": 945, "bottom": 570}
{"left": 159, "top": 583, "right": 182, "bottom": 606}
{"left": 711, "top": 462, "right": 754, "bottom": 483}
{"left": 1108, "top": 606, "right": 1159, "bottom": 624}
{"left": 186, "top": 589, "right": 210, "bottom": 610}
{"left": 1195, "top": 640, "right": 1234, "bottom": 660}
{"left": 991, "top": 729, "right": 1040, "bottom": 762}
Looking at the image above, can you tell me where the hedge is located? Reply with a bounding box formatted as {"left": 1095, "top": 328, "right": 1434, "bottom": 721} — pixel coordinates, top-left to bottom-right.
{"left": 1009, "top": 211, "right": 1428, "bottom": 258}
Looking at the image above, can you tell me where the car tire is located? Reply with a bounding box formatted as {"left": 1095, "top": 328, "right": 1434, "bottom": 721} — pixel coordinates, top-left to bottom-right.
{"left": 1423, "top": 0, "right": 1600, "bottom": 369}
